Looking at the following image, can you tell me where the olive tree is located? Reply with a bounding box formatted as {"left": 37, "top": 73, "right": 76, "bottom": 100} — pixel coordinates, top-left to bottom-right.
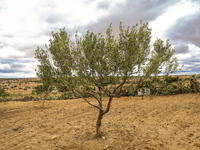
{"left": 35, "top": 21, "right": 182, "bottom": 136}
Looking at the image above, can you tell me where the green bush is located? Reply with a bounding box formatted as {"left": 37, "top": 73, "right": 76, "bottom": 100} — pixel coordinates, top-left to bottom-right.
{"left": 34, "top": 85, "right": 49, "bottom": 94}
{"left": 164, "top": 76, "right": 179, "bottom": 83}
{"left": 31, "top": 90, "right": 36, "bottom": 95}
{"left": 0, "top": 97, "right": 12, "bottom": 102}
{"left": 0, "top": 86, "right": 10, "bottom": 97}
{"left": 56, "top": 85, "right": 69, "bottom": 92}
{"left": 60, "top": 92, "right": 74, "bottom": 99}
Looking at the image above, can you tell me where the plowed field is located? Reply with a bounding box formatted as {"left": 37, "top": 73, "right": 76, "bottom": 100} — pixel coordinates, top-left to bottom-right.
{"left": 1, "top": 93, "right": 200, "bottom": 150}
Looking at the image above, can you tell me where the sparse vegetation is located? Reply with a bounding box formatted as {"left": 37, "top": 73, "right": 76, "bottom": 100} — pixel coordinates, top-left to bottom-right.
{"left": 0, "top": 86, "right": 10, "bottom": 97}
{"left": 34, "top": 85, "right": 49, "bottom": 95}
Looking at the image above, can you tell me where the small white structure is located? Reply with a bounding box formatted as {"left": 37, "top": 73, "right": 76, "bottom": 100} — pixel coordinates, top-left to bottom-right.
{"left": 52, "top": 88, "right": 58, "bottom": 94}
{"left": 138, "top": 87, "right": 150, "bottom": 96}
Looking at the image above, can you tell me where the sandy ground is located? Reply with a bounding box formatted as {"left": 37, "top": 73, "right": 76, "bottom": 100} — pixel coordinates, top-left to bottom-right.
{"left": 0, "top": 93, "right": 200, "bottom": 150}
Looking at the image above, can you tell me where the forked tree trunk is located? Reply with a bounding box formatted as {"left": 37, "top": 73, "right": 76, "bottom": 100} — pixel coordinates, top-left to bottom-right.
{"left": 96, "top": 110, "right": 104, "bottom": 136}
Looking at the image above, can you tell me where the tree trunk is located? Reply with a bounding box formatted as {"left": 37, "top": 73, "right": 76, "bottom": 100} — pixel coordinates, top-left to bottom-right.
{"left": 96, "top": 110, "right": 103, "bottom": 136}
{"left": 42, "top": 99, "right": 45, "bottom": 108}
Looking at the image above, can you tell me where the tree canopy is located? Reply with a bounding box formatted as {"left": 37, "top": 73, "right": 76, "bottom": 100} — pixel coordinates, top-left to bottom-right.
{"left": 35, "top": 21, "right": 182, "bottom": 136}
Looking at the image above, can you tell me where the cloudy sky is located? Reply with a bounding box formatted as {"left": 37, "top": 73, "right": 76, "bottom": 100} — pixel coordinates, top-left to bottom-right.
{"left": 0, "top": 0, "right": 199, "bottom": 78}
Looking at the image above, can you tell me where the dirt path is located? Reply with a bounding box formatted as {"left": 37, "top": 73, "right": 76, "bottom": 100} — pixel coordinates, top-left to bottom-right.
{"left": 0, "top": 93, "right": 200, "bottom": 150}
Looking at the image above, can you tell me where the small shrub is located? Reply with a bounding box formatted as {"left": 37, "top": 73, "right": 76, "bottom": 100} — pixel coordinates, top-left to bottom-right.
{"left": 0, "top": 86, "right": 10, "bottom": 97}
{"left": 164, "top": 76, "right": 179, "bottom": 83}
{"left": 163, "top": 91, "right": 171, "bottom": 95}
{"left": 31, "top": 90, "right": 36, "bottom": 95}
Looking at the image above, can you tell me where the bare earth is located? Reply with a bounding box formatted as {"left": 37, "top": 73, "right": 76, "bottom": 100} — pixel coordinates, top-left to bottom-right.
{"left": 1, "top": 93, "right": 200, "bottom": 150}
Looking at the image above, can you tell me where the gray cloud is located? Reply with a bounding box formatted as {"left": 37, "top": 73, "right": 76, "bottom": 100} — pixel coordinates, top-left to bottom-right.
{"left": 0, "top": 58, "right": 35, "bottom": 64}
{"left": 1, "top": 0, "right": 200, "bottom": 77}
{"left": 0, "top": 42, "right": 8, "bottom": 48}
{"left": 175, "top": 44, "right": 189, "bottom": 54}
{"left": 184, "top": 56, "right": 200, "bottom": 64}
{"left": 178, "top": 56, "right": 200, "bottom": 73}
{"left": 0, "top": 58, "right": 36, "bottom": 75}
{"left": 191, "top": 0, "right": 200, "bottom": 4}
{"left": 45, "top": 15, "right": 61, "bottom": 24}
{"left": 74, "top": 0, "right": 181, "bottom": 37}
{"left": 38, "top": 0, "right": 182, "bottom": 39}
{"left": 0, "top": 69, "right": 31, "bottom": 73}
{"left": 16, "top": 44, "right": 44, "bottom": 58}
{"left": 166, "top": 12, "right": 200, "bottom": 48}
{"left": 3, "top": 35, "right": 14, "bottom": 38}
{"left": 84, "top": 0, "right": 95, "bottom": 5}
{"left": 97, "top": 1, "right": 110, "bottom": 10}
{"left": 10, "top": 64, "right": 25, "bottom": 70}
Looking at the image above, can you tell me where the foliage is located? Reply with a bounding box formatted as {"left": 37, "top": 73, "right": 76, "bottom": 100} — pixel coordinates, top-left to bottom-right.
{"left": 0, "top": 97, "right": 12, "bottom": 102}
{"left": 0, "top": 86, "right": 10, "bottom": 97}
{"left": 56, "top": 85, "right": 69, "bottom": 92}
{"left": 31, "top": 90, "right": 36, "bottom": 95}
{"left": 164, "top": 76, "right": 179, "bottom": 83}
{"left": 188, "top": 75, "right": 199, "bottom": 93}
{"left": 34, "top": 85, "right": 49, "bottom": 95}
{"left": 59, "top": 92, "right": 75, "bottom": 99}
{"left": 35, "top": 21, "right": 182, "bottom": 136}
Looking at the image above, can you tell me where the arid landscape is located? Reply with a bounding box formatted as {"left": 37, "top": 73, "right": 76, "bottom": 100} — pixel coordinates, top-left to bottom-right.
{"left": 0, "top": 75, "right": 200, "bottom": 98}
{"left": 0, "top": 78, "right": 42, "bottom": 95}
{"left": 1, "top": 93, "right": 200, "bottom": 150}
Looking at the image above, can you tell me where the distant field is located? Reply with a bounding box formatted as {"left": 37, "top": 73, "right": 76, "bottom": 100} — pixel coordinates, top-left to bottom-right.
{"left": 0, "top": 74, "right": 200, "bottom": 98}
{"left": 0, "top": 78, "right": 42, "bottom": 96}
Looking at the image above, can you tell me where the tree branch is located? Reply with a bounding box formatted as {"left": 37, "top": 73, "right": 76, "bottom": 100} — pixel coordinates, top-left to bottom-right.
{"left": 83, "top": 97, "right": 104, "bottom": 111}
{"left": 103, "top": 96, "right": 113, "bottom": 115}
{"left": 74, "top": 89, "right": 104, "bottom": 111}
{"left": 113, "top": 71, "right": 128, "bottom": 94}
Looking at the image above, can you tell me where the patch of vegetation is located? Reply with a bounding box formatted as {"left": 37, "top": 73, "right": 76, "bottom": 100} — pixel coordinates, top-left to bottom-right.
{"left": 164, "top": 76, "right": 179, "bottom": 83}
{"left": 0, "top": 86, "right": 10, "bottom": 97}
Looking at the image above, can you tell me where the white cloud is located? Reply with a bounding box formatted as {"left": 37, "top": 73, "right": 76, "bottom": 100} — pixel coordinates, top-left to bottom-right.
{"left": 188, "top": 44, "right": 200, "bottom": 55}
{"left": 0, "top": 73, "right": 35, "bottom": 78}
{"left": 174, "top": 53, "right": 192, "bottom": 60}
{"left": 149, "top": 0, "right": 199, "bottom": 42}
{"left": 0, "top": 63, "right": 11, "bottom": 69}
{"left": 0, "top": 46, "right": 26, "bottom": 58}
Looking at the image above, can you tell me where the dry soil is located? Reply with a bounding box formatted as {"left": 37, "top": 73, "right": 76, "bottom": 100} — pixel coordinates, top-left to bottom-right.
{"left": 1, "top": 93, "right": 200, "bottom": 150}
